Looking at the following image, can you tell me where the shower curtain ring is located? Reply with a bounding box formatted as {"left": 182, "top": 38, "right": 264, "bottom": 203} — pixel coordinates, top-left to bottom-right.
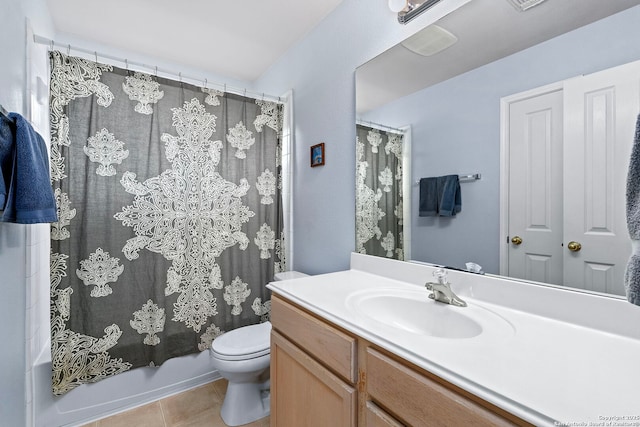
{"left": 155, "top": 66, "right": 158, "bottom": 77}
{"left": 67, "top": 44, "right": 71, "bottom": 55}
{"left": 204, "top": 78, "right": 207, "bottom": 88}
{"left": 179, "top": 72, "right": 182, "bottom": 83}
{"left": 125, "top": 59, "right": 128, "bottom": 70}
{"left": 94, "top": 51, "right": 98, "bottom": 64}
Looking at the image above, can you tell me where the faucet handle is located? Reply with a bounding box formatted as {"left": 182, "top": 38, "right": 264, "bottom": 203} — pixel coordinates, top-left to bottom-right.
{"left": 433, "top": 268, "right": 447, "bottom": 283}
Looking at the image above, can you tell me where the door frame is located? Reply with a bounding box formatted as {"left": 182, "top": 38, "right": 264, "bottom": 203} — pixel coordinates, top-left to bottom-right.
{"left": 400, "top": 125, "right": 412, "bottom": 262}
{"left": 499, "top": 81, "right": 564, "bottom": 276}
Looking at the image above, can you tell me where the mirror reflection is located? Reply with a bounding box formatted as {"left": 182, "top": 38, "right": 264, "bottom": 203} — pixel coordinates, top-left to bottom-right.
{"left": 355, "top": 0, "right": 640, "bottom": 296}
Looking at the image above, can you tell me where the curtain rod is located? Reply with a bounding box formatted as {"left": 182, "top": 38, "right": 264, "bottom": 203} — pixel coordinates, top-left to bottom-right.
{"left": 0, "top": 103, "right": 8, "bottom": 118}
{"left": 356, "top": 119, "right": 405, "bottom": 134}
{"left": 33, "top": 34, "right": 283, "bottom": 104}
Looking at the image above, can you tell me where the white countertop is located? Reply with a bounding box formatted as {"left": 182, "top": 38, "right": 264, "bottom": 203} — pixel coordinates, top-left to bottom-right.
{"left": 267, "top": 254, "right": 640, "bottom": 426}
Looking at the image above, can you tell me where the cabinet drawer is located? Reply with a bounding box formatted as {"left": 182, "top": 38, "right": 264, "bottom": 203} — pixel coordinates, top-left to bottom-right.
{"left": 366, "top": 348, "right": 517, "bottom": 427}
{"left": 271, "top": 295, "right": 357, "bottom": 383}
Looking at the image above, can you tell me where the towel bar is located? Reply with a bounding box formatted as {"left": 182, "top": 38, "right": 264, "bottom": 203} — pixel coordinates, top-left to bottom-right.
{"left": 414, "top": 173, "right": 481, "bottom": 185}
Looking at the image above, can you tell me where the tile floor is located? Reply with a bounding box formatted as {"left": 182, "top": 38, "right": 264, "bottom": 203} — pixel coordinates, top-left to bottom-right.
{"left": 81, "top": 379, "right": 270, "bottom": 427}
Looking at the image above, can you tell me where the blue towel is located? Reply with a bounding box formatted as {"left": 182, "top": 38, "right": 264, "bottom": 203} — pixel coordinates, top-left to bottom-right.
{"left": 437, "top": 174, "right": 461, "bottom": 217}
{"left": 419, "top": 175, "right": 461, "bottom": 217}
{"left": 419, "top": 177, "right": 438, "bottom": 216}
{"left": 0, "top": 113, "right": 57, "bottom": 224}
{"left": 625, "top": 113, "right": 640, "bottom": 305}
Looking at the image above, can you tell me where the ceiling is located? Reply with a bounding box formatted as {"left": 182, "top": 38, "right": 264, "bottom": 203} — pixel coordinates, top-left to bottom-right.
{"left": 45, "top": 0, "right": 345, "bottom": 83}
{"left": 357, "top": 0, "right": 640, "bottom": 113}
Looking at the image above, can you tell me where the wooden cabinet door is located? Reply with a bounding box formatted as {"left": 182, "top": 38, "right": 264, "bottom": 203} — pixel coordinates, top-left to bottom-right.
{"left": 365, "top": 401, "right": 405, "bottom": 427}
{"left": 271, "top": 331, "right": 356, "bottom": 427}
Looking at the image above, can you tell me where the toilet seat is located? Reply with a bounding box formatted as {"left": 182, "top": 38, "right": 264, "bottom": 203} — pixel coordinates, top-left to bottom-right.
{"left": 211, "top": 321, "right": 271, "bottom": 361}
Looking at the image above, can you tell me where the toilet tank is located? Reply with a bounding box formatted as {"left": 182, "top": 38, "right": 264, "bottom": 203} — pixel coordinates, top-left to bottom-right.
{"left": 274, "top": 271, "right": 308, "bottom": 281}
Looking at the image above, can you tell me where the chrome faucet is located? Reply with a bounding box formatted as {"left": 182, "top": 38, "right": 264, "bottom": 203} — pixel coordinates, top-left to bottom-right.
{"left": 424, "top": 268, "right": 467, "bottom": 307}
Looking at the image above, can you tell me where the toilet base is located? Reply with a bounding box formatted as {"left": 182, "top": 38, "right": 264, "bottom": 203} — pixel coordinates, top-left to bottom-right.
{"left": 220, "top": 379, "right": 270, "bottom": 426}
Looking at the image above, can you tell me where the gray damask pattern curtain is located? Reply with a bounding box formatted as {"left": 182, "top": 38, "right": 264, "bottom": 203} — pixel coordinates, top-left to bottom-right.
{"left": 355, "top": 124, "right": 404, "bottom": 260}
{"left": 49, "top": 51, "right": 285, "bottom": 395}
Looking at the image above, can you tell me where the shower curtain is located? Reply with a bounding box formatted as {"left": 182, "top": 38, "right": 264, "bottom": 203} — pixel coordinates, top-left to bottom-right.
{"left": 48, "top": 51, "right": 285, "bottom": 395}
{"left": 355, "top": 124, "right": 404, "bottom": 260}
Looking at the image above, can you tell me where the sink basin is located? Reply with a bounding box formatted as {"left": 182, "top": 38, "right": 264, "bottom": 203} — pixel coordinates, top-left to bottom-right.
{"left": 346, "top": 287, "right": 514, "bottom": 339}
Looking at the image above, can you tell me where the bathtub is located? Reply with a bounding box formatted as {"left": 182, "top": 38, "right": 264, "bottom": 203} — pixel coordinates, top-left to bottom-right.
{"left": 32, "top": 342, "right": 220, "bottom": 427}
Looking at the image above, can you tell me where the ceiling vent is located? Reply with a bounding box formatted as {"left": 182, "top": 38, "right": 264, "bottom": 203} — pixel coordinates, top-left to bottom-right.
{"left": 505, "top": 0, "right": 548, "bottom": 12}
{"left": 401, "top": 25, "right": 458, "bottom": 56}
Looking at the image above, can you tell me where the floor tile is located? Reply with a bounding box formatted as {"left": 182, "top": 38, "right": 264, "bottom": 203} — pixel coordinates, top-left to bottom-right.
{"left": 211, "top": 378, "right": 228, "bottom": 400}
{"left": 96, "top": 401, "right": 165, "bottom": 427}
{"left": 89, "top": 379, "right": 266, "bottom": 427}
{"left": 166, "top": 407, "right": 221, "bottom": 427}
{"left": 161, "top": 382, "right": 222, "bottom": 426}
{"left": 201, "top": 412, "right": 269, "bottom": 427}
{"left": 241, "top": 416, "right": 270, "bottom": 427}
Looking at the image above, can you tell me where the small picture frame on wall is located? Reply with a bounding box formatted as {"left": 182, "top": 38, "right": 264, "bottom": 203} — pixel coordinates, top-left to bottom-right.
{"left": 311, "top": 143, "right": 325, "bottom": 167}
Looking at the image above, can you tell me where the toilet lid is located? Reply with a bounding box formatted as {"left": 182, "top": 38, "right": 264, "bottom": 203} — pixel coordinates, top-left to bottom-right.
{"left": 211, "top": 321, "right": 272, "bottom": 361}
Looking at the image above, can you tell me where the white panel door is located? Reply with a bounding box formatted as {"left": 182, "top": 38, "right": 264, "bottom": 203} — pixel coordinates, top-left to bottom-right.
{"left": 563, "top": 61, "right": 640, "bottom": 294}
{"left": 508, "top": 90, "right": 564, "bottom": 285}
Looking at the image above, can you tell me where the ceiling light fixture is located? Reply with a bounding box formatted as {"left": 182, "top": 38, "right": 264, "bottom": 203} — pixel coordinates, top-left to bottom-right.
{"left": 388, "top": 0, "right": 407, "bottom": 13}
{"left": 396, "top": 0, "right": 444, "bottom": 24}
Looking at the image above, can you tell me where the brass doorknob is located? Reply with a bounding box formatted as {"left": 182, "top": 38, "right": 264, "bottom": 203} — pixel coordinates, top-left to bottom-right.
{"left": 511, "top": 236, "right": 523, "bottom": 245}
{"left": 568, "top": 241, "right": 582, "bottom": 252}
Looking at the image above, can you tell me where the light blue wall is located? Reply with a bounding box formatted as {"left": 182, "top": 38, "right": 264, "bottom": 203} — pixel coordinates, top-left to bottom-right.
{"left": 255, "top": 0, "right": 472, "bottom": 274}
{"left": 0, "top": 1, "right": 54, "bottom": 425}
{"left": 0, "top": 2, "right": 473, "bottom": 421}
{"left": 361, "top": 6, "right": 640, "bottom": 274}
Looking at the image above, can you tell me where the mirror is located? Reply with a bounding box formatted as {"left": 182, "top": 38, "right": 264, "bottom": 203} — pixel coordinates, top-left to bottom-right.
{"left": 355, "top": 0, "right": 640, "bottom": 295}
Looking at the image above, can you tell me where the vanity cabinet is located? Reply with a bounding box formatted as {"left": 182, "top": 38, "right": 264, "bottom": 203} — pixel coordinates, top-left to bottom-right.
{"left": 270, "top": 295, "right": 357, "bottom": 426}
{"left": 270, "top": 294, "right": 530, "bottom": 427}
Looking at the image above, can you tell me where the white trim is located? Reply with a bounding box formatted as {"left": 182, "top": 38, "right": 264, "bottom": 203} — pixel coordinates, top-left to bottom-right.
{"left": 499, "top": 81, "right": 564, "bottom": 276}
{"left": 280, "top": 90, "right": 294, "bottom": 270}
{"left": 25, "top": 21, "right": 35, "bottom": 427}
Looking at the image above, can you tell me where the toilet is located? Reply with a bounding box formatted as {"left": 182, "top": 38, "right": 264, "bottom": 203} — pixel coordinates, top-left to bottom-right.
{"left": 211, "top": 271, "right": 308, "bottom": 426}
